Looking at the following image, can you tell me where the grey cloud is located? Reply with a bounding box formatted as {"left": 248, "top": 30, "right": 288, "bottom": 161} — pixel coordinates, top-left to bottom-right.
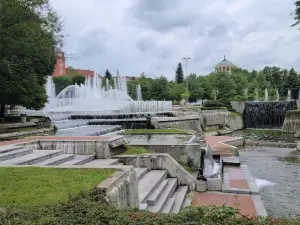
{"left": 136, "top": 37, "right": 156, "bottom": 52}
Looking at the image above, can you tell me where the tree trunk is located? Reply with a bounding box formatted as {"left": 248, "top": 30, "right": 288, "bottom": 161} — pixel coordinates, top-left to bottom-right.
{"left": 0, "top": 104, "right": 5, "bottom": 118}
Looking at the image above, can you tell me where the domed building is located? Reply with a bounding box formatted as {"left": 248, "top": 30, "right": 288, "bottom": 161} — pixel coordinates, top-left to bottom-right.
{"left": 215, "top": 55, "right": 235, "bottom": 72}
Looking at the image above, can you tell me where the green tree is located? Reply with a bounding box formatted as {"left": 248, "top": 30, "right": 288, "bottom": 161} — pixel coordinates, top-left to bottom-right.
{"left": 53, "top": 76, "right": 72, "bottom": 95}
{"left": 185, "top": 74, "right": 205, "bottom": 102}
{"left": 168, "top": 82, "right": 187, "bottom": 102}
{"left": 104, "top": 69, "right": 112, "bottom": 80}
{"left": 284, "top": 68, "right": 299, "bottom": 99}
{"left": 292, "top": 1, "right": 300, "bottom": 28}
{"left": 175, "top": 63, "right": 184, "bottom": 84}
{"left": 72, "top": 75, "right": 86, "bottom": 86}
{"left": 0, "top": 0, "right": 62, "bottom": 117}
{"left": 209, "top": 71, "right": 236, "bottom": 101}
{"left": 151, "top": 75, "right": 169, "bottom": 100}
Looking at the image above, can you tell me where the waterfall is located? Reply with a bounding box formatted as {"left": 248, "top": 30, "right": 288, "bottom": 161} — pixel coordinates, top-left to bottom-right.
{"left": 136, "top": 84, "right": 143, "bottom": 101}
{"left": 244, "top": 101, "right": 297, "bottom": 128}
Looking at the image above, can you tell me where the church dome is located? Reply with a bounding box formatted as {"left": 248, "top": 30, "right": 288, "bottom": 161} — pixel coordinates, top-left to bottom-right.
{"left": 215, "top": 55, "right": 235, "bottom": 72}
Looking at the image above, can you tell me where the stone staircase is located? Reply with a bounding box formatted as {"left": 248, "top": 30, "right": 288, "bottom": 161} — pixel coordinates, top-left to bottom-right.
{"left": 134, "top": 167, "right": 191, "bottom": 213}
{"left": 0, "top": 147, "right": 191, "bottom": 213}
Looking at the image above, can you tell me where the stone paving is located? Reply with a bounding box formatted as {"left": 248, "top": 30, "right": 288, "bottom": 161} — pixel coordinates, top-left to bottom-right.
{"left": 193, "top": 192, "right": 258, "bottom": 217}
{"left": 205, "top": 135, "right": 238, "bottom": 156}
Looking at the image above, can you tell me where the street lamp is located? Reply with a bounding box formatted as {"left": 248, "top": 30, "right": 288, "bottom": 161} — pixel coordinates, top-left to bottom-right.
{"left": 182, "top": 57, "right": 191, "bottom": 99}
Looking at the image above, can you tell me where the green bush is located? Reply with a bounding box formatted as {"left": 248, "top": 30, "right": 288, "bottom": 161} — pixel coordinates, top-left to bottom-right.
{"left": 1, "top": 190, "right": 299, "bottom": 224}
{"left": 203, "top": 100, "right": 224, "bottom": 107}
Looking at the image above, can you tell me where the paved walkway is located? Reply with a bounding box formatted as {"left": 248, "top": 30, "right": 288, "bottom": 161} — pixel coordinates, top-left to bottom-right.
{"left": 205, "top": 135, "right": 238, "bottom": 156}
{"left": 193, "top": 192, "right": 258, "bottom": 217}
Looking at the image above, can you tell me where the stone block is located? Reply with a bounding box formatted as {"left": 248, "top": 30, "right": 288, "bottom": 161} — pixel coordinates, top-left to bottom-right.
{"left": 207, "top": 177, "right": 222, "bottom": 191}
{"left": 196, "top": 180, "right": 207, "bottom": 192}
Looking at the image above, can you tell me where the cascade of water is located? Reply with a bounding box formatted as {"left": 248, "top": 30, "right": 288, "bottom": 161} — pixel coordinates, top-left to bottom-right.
{"left": 244, "top": 101, "right": 297, "bottom": 128}
{"left": 276, "top": 89, "right": 280, "bottom": 101}
{"left": 287, "top": 89, "right": 292, "bottom": 101}
{"left": 299, "top": 89, "right": 300, "bottom": 100}
{"left": 44, "top": 76, "right": 57, "bottom": 111}
{"left": 244, "top": 88, "right": 248, "bottom": 100}
{"left": 203, "top": 146, "right": 220, "bottom": 178}
{"left": 255, "top": 88, "right": 259, "bottom": 101}
{"left": 264, "top": 88, "right": 269, "bottom": 101}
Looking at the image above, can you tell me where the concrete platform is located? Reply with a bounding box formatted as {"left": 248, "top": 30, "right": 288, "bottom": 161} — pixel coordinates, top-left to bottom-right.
{"left": 83, "top": 159, "right": 119, "bottom": 166}
{"left": 222, "top": 165, "right": 259, "bottom": 195}
{"left": 60, "top": 155, "right": 95, "bottom": 165}
{"left": 192, "top": 191, "right": 267, "bottom": 217}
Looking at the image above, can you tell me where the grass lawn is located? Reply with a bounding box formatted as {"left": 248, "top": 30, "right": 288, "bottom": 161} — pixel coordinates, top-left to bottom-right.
{"left": 0, "top": 167, "right": 115, "bottom": 208}
{"left": 124, "top": 128, "right": 192, "bottom": 135}
{"left": 120, "top": 146, "right": 151, "bottom": 155}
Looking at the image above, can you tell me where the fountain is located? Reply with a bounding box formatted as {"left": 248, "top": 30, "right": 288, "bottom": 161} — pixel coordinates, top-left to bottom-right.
{"left": 187, "top": 135, "right": 220, "bottom": 179}
{"left": 42, "top": 74, "right": 172, "bottom": 114}
{"left": 264, "top": 88, "right": 268, "bottom": 101}
{"left": 275, "top": 88, "right": 280, "bottom": 101}
{"left": 244, "top": 89, "right": 248, "bottom": 100}
{"left": 136, "top": 84, "right": 143, "bottom": 101}
{"left": 255, "top": 88, "right": 259, "bottom": 101}
{"left": 287, "top": 89, "right": 292, "bottom": 101}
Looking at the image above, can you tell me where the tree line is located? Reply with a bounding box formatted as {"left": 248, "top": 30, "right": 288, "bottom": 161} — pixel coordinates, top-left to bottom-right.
{"left": 127, "top": 65, "right": 300, "bottom": 105}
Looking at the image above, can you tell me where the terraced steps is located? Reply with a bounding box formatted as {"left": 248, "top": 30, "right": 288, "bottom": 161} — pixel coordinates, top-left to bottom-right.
{"left": 134, "top": 167, "right": 190, "bottom": 214}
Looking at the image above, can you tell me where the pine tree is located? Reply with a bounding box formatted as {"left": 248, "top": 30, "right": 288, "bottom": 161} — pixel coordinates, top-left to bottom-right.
{"left": 284, "top": 68, "right": 299, "bottom": 99}
{"left": 175, "top": 63, "right": 184, "bottom": 84}
{"left": 105, "top": 69, "right": 112, "bottom": 80}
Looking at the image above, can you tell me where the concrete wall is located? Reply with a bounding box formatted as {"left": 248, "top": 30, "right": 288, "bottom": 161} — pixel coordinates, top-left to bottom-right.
{"left": 97, "top": 168, "right": 139, "bottom": 209}
{"left": 20, "top": 139, "right": 127, "bottom": 159}
{"left": 225, "top": 113, "right": 244, "bottom": 131}
{"left": 114, "top": 154, "right": 197, "bottom": 190}
{"left": 282, "top": 111, "right": 300, "bottom": 134}
{"left": 127, "top": 143, "right": 205, "bottom": 168}
{"left": 151, "top": 116, "right": 203, "bottom": 133}
{"left": 230, "top": 101, "right": 245, "bottom": 114}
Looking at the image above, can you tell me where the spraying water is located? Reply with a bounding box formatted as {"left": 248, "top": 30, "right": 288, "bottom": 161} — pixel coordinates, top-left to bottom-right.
{"left": 264, "top": 88, "right": 268, "bottom": 101}
{"left": 287, "top": 89, "right": 292, "bottom": 101}
{"left": 275, "top": 88, "right": 279, "bottom": 101}
{"left": 244, "top": 88, "right": 248, "bottom": 100}
{"left": 136, "top": 84, "right": 143, "bottom": 101}
{"left": 255, "top": 88, "right": 259, "bottom": 101}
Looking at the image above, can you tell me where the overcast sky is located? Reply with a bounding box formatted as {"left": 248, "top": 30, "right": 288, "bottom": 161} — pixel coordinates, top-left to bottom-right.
{"left": 50, "top": 0, "right": 300, "bottom": 79}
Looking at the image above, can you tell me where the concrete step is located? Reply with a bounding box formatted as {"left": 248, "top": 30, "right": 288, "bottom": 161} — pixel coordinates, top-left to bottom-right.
{"left": 34, "top": 154, "right": 75, "bottom": 166}
{"left": 147, "top": 180, "right": 169, "bottom": 206}
{"left": 117, "top": 163, "right": 124, "bottom": 166}
{"left": 162, "top": 197, "right": 175, "bottom": 213}
{"left": 0, "top": 148, "right": 33, "bottom": 162}
{"left": 146, "top": 178, "right": 178, "bottom": 213}
{"left": 83, "top": 159, "right": 119, "bottom": 166}
{"left": 0, "top": 150, "right": 63, "bottom": 165}
{"left": 138, "top": 170, "right": 168, "bottom": 204}
{"left": 134, "top": 167, "right": 148, "bottom": 180}
{"left": 60, "top": 155, "right": 95, "bottom": 165}
{"left": 171, "top": 186, "right": 189, "bottom": 213}
{"left": 182, "top": 198, "right": 192, "bottom": 209}
{"left": 0, "top": 146, "right": 24, "bottom": 154}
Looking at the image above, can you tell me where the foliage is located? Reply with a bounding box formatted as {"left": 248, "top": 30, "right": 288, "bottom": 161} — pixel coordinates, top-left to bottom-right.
{"left": 292, "top": 1, "right": 300, "bottom": 28}
{"left": 0, "top": 0, "right": 62, "bottom": 117}
{"left": 52, "top": 76, "right": 72, "bottom": 95}
{"left": 0, "top": 167, "right": 115, "bottom": 208}
{"left": 1, "top": 190, "right": 300, "bottom": 224}
{"left": 104, "top": 69, "right": 112, "bottom": 80}
{"left": 168, "top": 82, "right": 187, "bottom": 102}
{"left": 72, "top": 74, "right": 86, "bottom": 86}
{"left": 175, "top": 62, "right": 184, "bottom": 83}
{"left": 120, "top": 146, "right": 151, "bottom": 155}
{"left": 283, "top": 68, "right": 299, "bottom": 99}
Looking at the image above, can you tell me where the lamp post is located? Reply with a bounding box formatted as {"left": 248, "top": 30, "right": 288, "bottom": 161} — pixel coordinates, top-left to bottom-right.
{"left": 182, "top": 57, "right": 191, "bottom": 103}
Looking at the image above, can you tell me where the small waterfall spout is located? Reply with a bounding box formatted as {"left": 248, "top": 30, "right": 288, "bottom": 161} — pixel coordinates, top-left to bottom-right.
{"left": 203, "top": 146, "right": 220, "bottom": 178}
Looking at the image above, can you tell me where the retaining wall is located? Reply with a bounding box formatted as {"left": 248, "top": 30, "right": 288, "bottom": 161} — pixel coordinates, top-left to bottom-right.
{"left": 114, "top": 154, "right": 197, "bottom": 190}
{"left": 97, "top": 168, "right": 139, "bottom": 209}
{"left": 127, "top": 143, "right": 205, "bottom": 168}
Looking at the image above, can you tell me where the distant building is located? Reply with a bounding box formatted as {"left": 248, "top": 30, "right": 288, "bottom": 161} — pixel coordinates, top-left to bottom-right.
{"left": 215, "top": 55, "right": 235, "bottom": 72}
{"left": 52, "top": 48, "right": 66, "bottom": 77}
